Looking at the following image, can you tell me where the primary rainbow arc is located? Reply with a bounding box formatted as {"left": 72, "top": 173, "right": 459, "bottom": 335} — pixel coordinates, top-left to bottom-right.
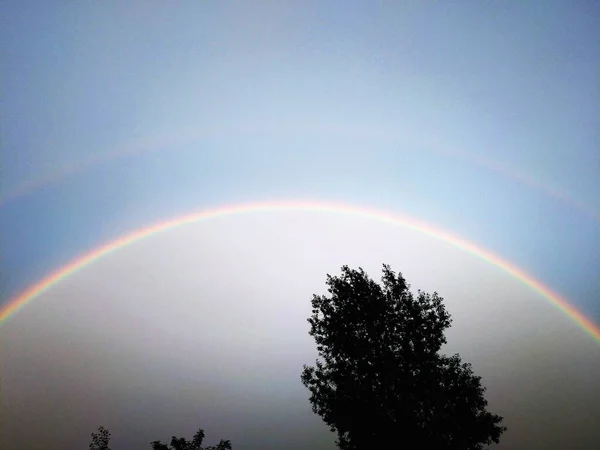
{"left": 1, "top": 200, "right": 599, "bottom": 343}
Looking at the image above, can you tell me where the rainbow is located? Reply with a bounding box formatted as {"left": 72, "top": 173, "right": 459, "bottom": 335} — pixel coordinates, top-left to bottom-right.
{"left": 1, "top": 200, "right": 599, "bottom": 343}
{"left": 1, "top": 124, "right": 598, "bottom": 225}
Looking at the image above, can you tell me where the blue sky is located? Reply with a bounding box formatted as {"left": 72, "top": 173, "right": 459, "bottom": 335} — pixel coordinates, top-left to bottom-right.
{"left": 1, "top": 2, "right": 599, "bottom": 449}
{"left": 2, "top": 0, "right": 599, "bottom": 321}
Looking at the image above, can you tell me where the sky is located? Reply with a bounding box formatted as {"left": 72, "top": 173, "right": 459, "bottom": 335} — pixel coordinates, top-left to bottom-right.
{"left": 1, "top": 1, "right": 599, "bottom": 449}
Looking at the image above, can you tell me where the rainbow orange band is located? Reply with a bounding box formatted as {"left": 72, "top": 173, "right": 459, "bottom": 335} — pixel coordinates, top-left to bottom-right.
{"left": 1, "top": 200, "right": 599, "bottom": 343}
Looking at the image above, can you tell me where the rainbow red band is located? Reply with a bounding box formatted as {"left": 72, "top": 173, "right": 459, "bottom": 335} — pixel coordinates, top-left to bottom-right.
{"left": 1, "top": 200, "right": 599, "bottom": 343}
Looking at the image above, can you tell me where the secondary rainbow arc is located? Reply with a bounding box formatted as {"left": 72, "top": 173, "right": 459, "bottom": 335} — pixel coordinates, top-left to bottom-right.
{"left": 1, "top": 200, "right": 599, "bottom": 343}
{"left": 1, "top": 126, "right": 598, "bottom": 224}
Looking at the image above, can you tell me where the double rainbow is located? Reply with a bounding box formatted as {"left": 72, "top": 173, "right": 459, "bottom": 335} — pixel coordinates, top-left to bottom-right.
{"left": 1, "top": 200, "right": 599, "bottom": 343}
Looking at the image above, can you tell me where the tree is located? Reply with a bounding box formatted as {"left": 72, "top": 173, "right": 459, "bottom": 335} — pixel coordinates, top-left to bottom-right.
{"left": 301, "top": 264, "right": 506, "bottom": 450}
{"left": 89, "top": 426, "right": 231, "bottom": 450}
{"left": 89, "top": 426, "right": 111, "bottom": 450}
{"left": 150, "top": 427, "right": 232, "bottom": 450}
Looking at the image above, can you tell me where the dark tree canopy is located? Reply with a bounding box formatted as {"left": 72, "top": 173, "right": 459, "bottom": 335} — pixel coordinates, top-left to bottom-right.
{"left": 88, "top": 426, "right": 231, "bottom": 450}
{"left": 150, "top": 428, "right": 231, "bottom": 450}
{"left": 301, "top": 264, "right": 506, "bottom": 450}
{"left": 89, "top": 426, "right": 111, "bottom": 450}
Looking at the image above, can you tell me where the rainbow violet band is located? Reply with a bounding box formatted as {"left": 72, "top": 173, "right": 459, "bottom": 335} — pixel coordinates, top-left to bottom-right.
{"left": 1, "top": 200, "right": 599, "bottom": 343}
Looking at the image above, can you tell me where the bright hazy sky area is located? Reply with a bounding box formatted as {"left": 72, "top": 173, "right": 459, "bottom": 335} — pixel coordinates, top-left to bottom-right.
{"left": 1, "top": 1, "right": 599, "bottom": 450}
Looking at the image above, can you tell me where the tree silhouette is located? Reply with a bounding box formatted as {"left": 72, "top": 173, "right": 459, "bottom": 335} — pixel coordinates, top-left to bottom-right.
{"left": 89, "top": 426, "right": 111, "bottom": 450}
{"left": 150, "top": 427, "right": 232, "bottom": 450}
{"left": 89, "top": 427, "right": 231, "bottom": 450}
{"left": 301, "top": 264, "right": 506, "bottom": 450}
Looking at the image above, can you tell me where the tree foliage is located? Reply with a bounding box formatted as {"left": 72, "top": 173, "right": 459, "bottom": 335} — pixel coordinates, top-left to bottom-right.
{"left": 150, "top": 428, "right": 231, "bottom": 450}
{"left": 88, "top": 426, "right": 231, "bottom": 450}
{"left": 89, "top": 426, "right": 111, "bottom": 450}
{"left": 301, "top": 264, "right": 506, "bottom": 450}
